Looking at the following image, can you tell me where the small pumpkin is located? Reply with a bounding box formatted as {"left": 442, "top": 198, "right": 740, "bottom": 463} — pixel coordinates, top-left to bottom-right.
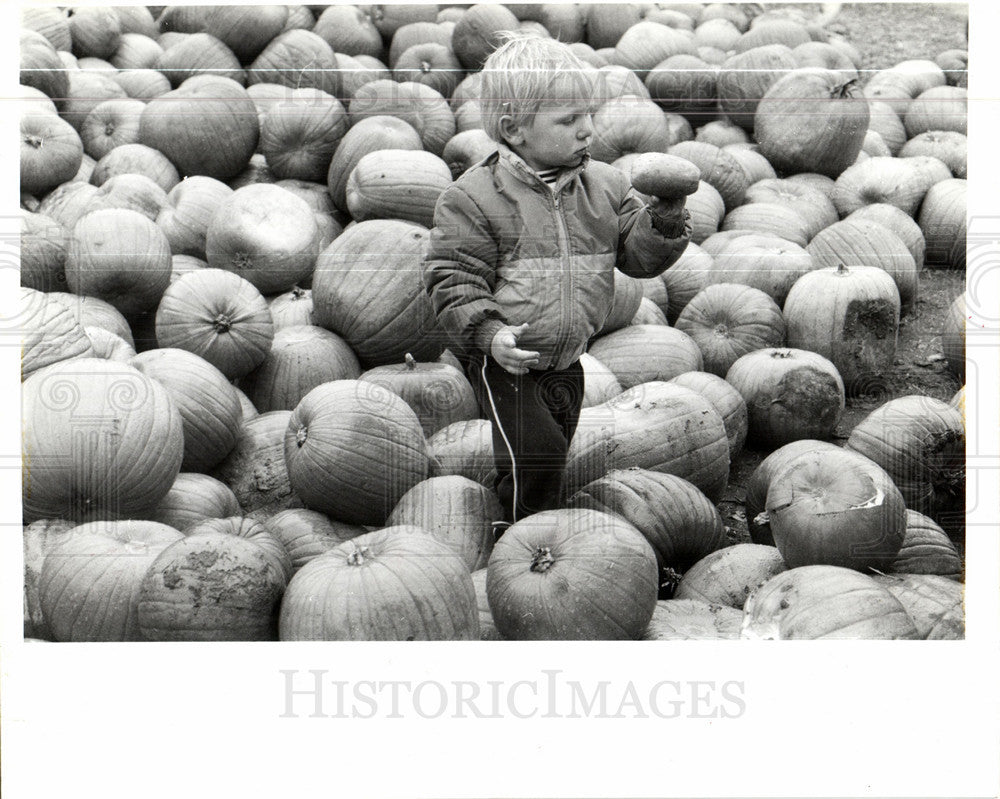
{"left": 348, "top": 79, "right": 456, "bottom": 157}
{"left": 428, "top": 418, "right": 497, "bottom": 488}
{"left": 588, "top": 325, "right": 704, "bottom": 389}
{"left": 263, "top": 508, "right": 366, "bottom": 575}
{"left": 20, "top": 114, "right": 84, "bottom": 197}
{"left": 156, "top": 175, "right": 235, "bottom": 259}
{"left": 90, "top": 142, "right": 180, "bottom": 193}
{"left": 345, "top": 149, "right": 453, "bottom": 228}
{"left": 146, "top": 472, "right": 242, "bottom": 532}
{"left": 260, "top": 89, "right": 349, "bottom": 183}
{"left": 890, "top": 510, "right": 963, "bottom": 581}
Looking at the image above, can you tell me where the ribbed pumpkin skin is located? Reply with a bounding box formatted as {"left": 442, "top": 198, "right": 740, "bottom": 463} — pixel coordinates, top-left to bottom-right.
{"left": 47, "top": 292, "right": 135, "bottom": 348}
{"left": 203, "top": 5, "right": 289, "bottom": 63}
{"left": 471, "top": 568, "right": 503, "bottom": 640}
{"left": 566, "top": 381, "right": 730, "bottom": 501}
{"left": 21, "top": 211, "right": 68, "bottom": 293}
{"left": 676, "top": 543, "right": 787, "bottom": 608}
{"left": 754, "top": 69, "right": 870, "bottom": 178}
{"left": 387, "top": 475, "right": 501, "bottom": 571}
{"left": 21, "top": 114, "right": 84, "bottom": 197}
{"left": 904, "top": 85, "right": 967, "bottom": 137}
{"left": 22, "top": 358, "right": 184, "bottom": 523}
{"left": 646, "top": 54, "right": 719, "bottom": 121}
{"left": 113, "top": 68, "right": 173, "bottom": 101}
{"left": 568, "top": 469, "right": 727, "bottom": 572}
{"left": 242, "top": 325, "right": 361, "bottom": 413}
{"left": 486, "top": 508, "right": 659, "bottom": 640}
{"left": 264, "top": 508, "right": 366, "bottom": 575}
{"left": 845, "top": 203, "right": 926, "bottom": 269}
{"left": 39, "top": 520, "right": 183, "bottom": 642}
{"left": 327, "top": 116, "right": 423, "bottom": 213}
{"left": 23, "top": 518, "right": 76, "bottom": 640}
{"left": 891, "top": 510, "right": 963, "bottom": 581}
{"left": 682, "top": 180, "right": 726, "bottom": 244}
{"left": 84, "top": 326, "right": 135, "bottom": 363}
{"left": 154, "top": 32, "right": 245, "bottom": 88}
{"left": 723, "top": 145, "right": 778, "bottom": 185}
{"left": 185, "top": 516, "right": 293, "bottom": 584}
{"left": 806, "top": 219, "right": 918, "bottom": 315}
{"left": 247, "top": 29, "right": 341, "bottom": 97}
{"left": 670, "top": 371, "right": 748, "bottom": 459}
{"left": 589, "top": 95, "right": 678, "bottom": 164}
{"left": 830, "top": 156, "right": 930, "bottom": 218}
{"left": 155, "top": 269, "right": 275, "bottom": 380}
{"left": 428, "top": 419, "right": 497, "bottom": 487}
{"left": 260, "top": 89, "right": 349, "bottom": 183}
{"left": 845, "top": 396, "right": 965, "bottom": 525}
{"left": 70, "top": 6, "right": 122, "bottom": 58}
{"left": 146, "top": 472, "right": 241, "bottom": 532}
{"left": 940, "top": 293, "right": 965, "bottom": 380}
{"left": 611, "top": 20, "right": 698, "bottom": 72}
{"left": 588, "top": 325, "right": 703, "bottom": 389}
{"left": 131, "top": 348, "right": 242, "bottom": 472}
{"left": 764, "top": 447, "right": 907, "bottom": 572}
{"left": 21, "top": 288, "right": 95, "bottom": 380}
{"left": 346, "top": 149, "right": 453, "bottom": 227}
{"left": 21, "top": 29, "right": 70, "bottom": 102}
{"left": 268, "top": 287, "right": 314, "bottom": 330}
{"left": 745, "top": 440, "right": 842, "bottom": 545}
{"left": 919, "top": 178, "right": 966, "bottom": 269}
{"left": 707, "top": 235, "right": 815, "bottom": 306}
{"left": 675, "top": 283, "right": 785, "bottom": 378}
{"left": 284, "top": 380, "right": 432, "bottom": 526}
{"left": 137, "top": 531, "right": 287, "bottom": 641}
{"left": 139, "top": 76, "right": 259, "bottom": 181}
{"left": 660, "top": 242, "right": 714, "bottom": 322}
{"left": 721, "top": 202, "right": 812, "bottom": 248}
{"left": 900, "top": 130, "right": 967, "bottom": 179}
{"left": 156, "top": 176, "right": 234, "bottom": 259}
{"left": 349, "top": 80, "right": 456, "bottom": 157}
{"left": 451, "top": 3, "right": 520, "bottom": 69}
{"left": 311, "top": 220, "right": 442, "bottom": 367}
{"left": 742, "top": 179, "right": 839, "bottom": 243}
{"left": 872, "top": 574, "right": 964, "bottom": 639}
{"left": 211, "top": 410, "right": 301, "bottom": 519}
{"left": 717, "top": 44, "right": 798, "bottom": 131}
{"left": 90, "top": 142, "right": 180, "bottom": 193}
{"left": 63, "top": 70, "right": 130, "bottom": 134}
{"left": 783, "top": 265, "right": 900, "bottom": 396}
{"left": 642, "top": 599, "right": 744, "bottom": 640}
{"left": 110, "top": 32, "right": 163, "bottom": 70}
{"left": 599, "top": 270, "right": 644, "bottom": 335}
{"left": 668, "top": 140, "right": 749, "bottom": 211}
{"left": 279, "top": 526, "right": 479, "bottom": 641}
{"left": 866, "top": 101, "right": 907, "bottom": 155}
{"left": 741, "top": 565, "right": 920, "bottom": 640}
{"left": 726, "top": 348, "right": 845, "bottom": 450}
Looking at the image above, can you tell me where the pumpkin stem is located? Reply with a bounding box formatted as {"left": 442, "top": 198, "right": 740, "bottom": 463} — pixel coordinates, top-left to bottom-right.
{"left": 753, "top": 511, "right": 770, "bottom": 527}
{"left": 530, "top": 546, "right": 555, "bottom": 573}
{"left": 347, "top": 546, "right": 372, "bottom": 566}
{"left": 836, "top": 263, "right": 850, "bottom": 275}
{"left": 104, "top": 122, "right": 116, "bottom": 137}
{"left": 291, "top": 286, "right": 306, "bottom": 300}
{"left": 212, "top": 313, "right": 232, "bottom": 333}
{"left": 295, "top": 425, "right": 308, "bottom": 447}
{"left": 23, "top": 134, "right": 43, "bottom": 149}
{"left": 404, "top": 353, "right": 416, "bottom": 370}
{"left": 833, "top": 78, "right": 859, "bottom": 99}
{"left": 233, "top": 252, "right": 253, "bottom": 271}
{"left": 771, "top": 350, "right": 792, "bottom": 359}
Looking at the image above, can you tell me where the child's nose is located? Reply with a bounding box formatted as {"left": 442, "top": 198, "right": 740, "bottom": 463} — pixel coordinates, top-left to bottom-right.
{"left": 577, "top": 115, "right": 593, "bottom": 139}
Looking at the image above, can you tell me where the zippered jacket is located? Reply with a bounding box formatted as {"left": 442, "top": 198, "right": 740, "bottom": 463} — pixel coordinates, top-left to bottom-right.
{"left": 423, "top": 144, "right": 692, "bottom": 371}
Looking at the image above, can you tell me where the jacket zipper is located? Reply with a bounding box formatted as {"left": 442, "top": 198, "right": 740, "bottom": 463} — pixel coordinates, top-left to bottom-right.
{"left": 550, "top": 189, "right": 572, "bottom": 369}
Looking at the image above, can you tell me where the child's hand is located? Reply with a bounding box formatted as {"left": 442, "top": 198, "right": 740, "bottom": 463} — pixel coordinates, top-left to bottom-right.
{"left": 647, "top": 196, "right": 688, "bottom": 237}
{"left": 491, "top": 323, "right": 540, "bottom": 375}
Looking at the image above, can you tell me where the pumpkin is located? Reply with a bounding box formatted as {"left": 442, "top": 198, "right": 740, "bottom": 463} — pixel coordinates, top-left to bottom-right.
{"left": 77, "top": 97, "right": 143, "bottom": 159}
{"left": 588, "top": 325, "right": 704, "bottom": 389}
{"left": 247, "top": 29, "right": 341, "bottom": 97}
{"left": 155, "top": 268, "right": 275, "bottom": 380}
{"left": 707, "top": 234, "right": 816, "bottom": 306}
{"left": 22, "top": 358, "right": 184, "bottom": 523}
{"left": 591, "top": 63, "right": 652, "bottom": 105}
{"left": 442, "top": 129, "right": 497, "bottom": 180}
{"left": 139, "top": 75, "right": 259, "bottom": 181}
{"left": 211, "top": 410, "right": 301, "bottom": 519}
{"left": 940, "top": 293, "right": 966, "bottom": 380}
{"left": 39, "top": 520, "right": 183, "bottom": 641}
{"left": 264, "top": 508, "right": 366, "bottom": 575}
{"left": 387, "top": 20, "right": 454, "bottom": 68}
{"left": 717, "top": 44, "right": 798, "bottom": 131}
{"left": 387, "top": 475, "right": 501, "bottom": 571}
{"left": 87, "top": 173, "right": 172, "bottom": 223}
{"left": 157, "top": 6, "right": 210, "bottom": 34}
{"left": 568, "top": 468, "right": 727, "bottom": 573}
{"left": 110, "top": 33, "right": 164, "bottom": 70}
{"left": 741, "top": 179, "right": 839, "bottom": 243}
{"left": 130, "top": 348, "right": 242, "bottom": 472}
{"left": 919, "top": 178, "right": 966, "bottom": 269}
{"left": 659, "top": 241, "right": 715, "bottom": 322}
{"left": 137, "top": 531, "right": 287, "bottom": 641}
{"left": 47, "top": 292, "right": 135, "bottom": 348}
{"left": 156, "top": 176, "right": 234, "bottom": 259}
{"left": 726, "top": 348, "right": 845, "bottom": 450}
{"left": 20, "top": 114, "right": 84, "bottom": 197}
{"left": 806, "top": 219, "right": 919, "bottom": 315}
{"left": 845, "top": 203, "right": 926, "bottom": 270}
{"left": 112, "top": 68, "right": 173, "bottom": 100}
{"left": 267, "top": 286, "right": 314, "bottom": 330}
{"left": 508, "top": 4, "right": 586, "bottom": 41}
{"left": 760, "top": 447, "right": 907, "bottom": 571}
{"left": 260, "top": 89, "right": 349, "bottom": 183}
{"left": 21, "top": 211, "right": 68, "bottom": 293}
{"left": 584, "top": 4, "right": 644, "bottom": 50}
{"left": 185, "top": 516, "right": 293, "bottom": 584}
{"left": 645, "top": 54, "right": 718, "bottom": 122}
{"left": 566, "top": 381, "right": 730, "bottom": 500}
{"left": 204, "top": 183, "right": 319, "bottom": 295}
{"left": 783, "top": 264, "right": 900, "bottom": 396}
{"left": 675, "top": 543, "right": 787, "bottom": 608}
{"left": 904, "top": 85, "right": 967, "bottom": 138}
{"left": 69, "top": 6, "right": 122, "bottom": 58}
{"left": 311, "top": 4, "right": 383, "bottom": 59}
{"left": 203, "top": 5, "right": 288, "bottom": 63}
{"left": 735, "top": 18, "right": 811, "bottom": 53}
{"left": 669, "top": 371, "right": 748, "bottom": 459}
{"left": 611, "top": 20, "right": 697, "bottom": 73}
{"left": 642, "top": 599, "right": 744, "bottom": 640}
{"left": 64, "top": 208, "right": 172, "bottom": 317}
{"left": 84, "top": 326, "right": 135, "bottom": 362}
{"left": 154, "top": 32, "right": 245, "bottom": 87}
{"left": 20, "top": 85, "right": 59, "bottom": 117}
{"left": 668, "top": 140, "right": 750, "bottom": 211}
{"left": 720, "top": 203, "right": 812, "bottom": 248}
{"left": 865, "top": 100, "right": 907, "bottom": 156}
{"left": 393, "top": 42, "right": 464, "bottom": 99}
{"left": 428, "top": 418, "right": 497, "bottom": 488}
{"left": 279, "top": 526, "right": 477, "bottom": 640}
{"left": 791, "top": 41, "right": 859, "bottom": 76}
{"left": 899, "top": 131, "right": 966, "bottom": 180}
{"left": 596, "top": 270, "right": 644, "bottom": 336}
{"left": 90, "top": 143, "right": 181, "bottom": 193}
{"left": 348, "top": 80, "right": 455, "bottom": 157}
{"left": 471, "top": 568, "right": 503, "bottom": 640}
{"left": 861, "top": 129, "right": 892, "bottom": 159}
{"left": 741, "top": 565, "right": 920, "bottom": 639}
{"left": 630, "top": 297, "right": 669, "bottom": 327}
{"left": 678, "top": 180, "right": 725, "bottom": 244}
{"left": 311, "top": 220, "right": 442, "bottom": 367}
{"left": 345, "top": 149, "right": 453, "bottom": 228}
{"left": 872, "top": 574, "right": 964, "bottom": 639}
{"left": 283, "top": 380, "right": 433, "bottom": 526}
{"left": 830, "top": 156, "right": 934, "bottom": 218}
{"left": 242, "top": 325, "right": 361, "bottom": 413}
{"left": 891, "top": 510, "right": 963, "bottom": 581}
{"left": 19, "top": 29, "right": 69, "bottom": 104}
{"left": 450, "top": 3, "right": 519, "bottom": 69}
{"left": 146, "top": 472, "right": 241, "bottom": 532}
{"left": 845, "top": 396, "right": 965, "bottom": 529}
{"left": 722, "top": 144, "right": 778, "bottom": 186}
{"left": 23, "top": 518, "right": 76, "bottom": 640}
{"left": 22, "top": 7, "right": 72, "bottom": 51}
{"left": 694, "top": 17, "right": 742, "bottom": 49}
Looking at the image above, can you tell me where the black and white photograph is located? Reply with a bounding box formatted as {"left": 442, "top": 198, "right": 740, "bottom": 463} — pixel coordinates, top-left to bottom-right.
{"left": 5, "top": 0, "right": 998, "bottom": 796}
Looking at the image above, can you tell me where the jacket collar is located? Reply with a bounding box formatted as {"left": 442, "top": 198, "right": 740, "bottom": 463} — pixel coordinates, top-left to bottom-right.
{"left": 495, "top": 142, "right": 590, "bottom": 194}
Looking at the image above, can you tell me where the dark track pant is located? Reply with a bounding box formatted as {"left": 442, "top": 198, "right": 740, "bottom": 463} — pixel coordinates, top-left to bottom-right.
{"left": 465, "top": 355, "right": 585, "bottom": 523}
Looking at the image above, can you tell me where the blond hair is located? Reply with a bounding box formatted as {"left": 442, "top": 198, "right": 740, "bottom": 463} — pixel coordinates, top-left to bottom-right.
{"left": 479, "top": 31, "right": 595, "bottom": 144}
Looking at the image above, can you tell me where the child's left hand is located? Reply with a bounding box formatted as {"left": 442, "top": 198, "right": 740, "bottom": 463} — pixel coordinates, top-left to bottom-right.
{"left": 647, "top": 196, "right": 688, "bottom": 236}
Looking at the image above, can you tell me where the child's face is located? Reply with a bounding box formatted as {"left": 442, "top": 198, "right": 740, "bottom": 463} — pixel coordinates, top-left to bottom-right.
{"left": 503, "top": 99, "right": 595, "bottom": 172}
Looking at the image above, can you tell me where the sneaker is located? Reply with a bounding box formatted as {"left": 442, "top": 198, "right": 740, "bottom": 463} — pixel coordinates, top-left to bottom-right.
{"left": 491, "top": 521, "right": 512, "bottom": 542}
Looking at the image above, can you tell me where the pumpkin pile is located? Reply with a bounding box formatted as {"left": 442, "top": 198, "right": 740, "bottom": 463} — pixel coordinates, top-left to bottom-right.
{"left": 21, "top": 3, "right": 967, "bottom": 641}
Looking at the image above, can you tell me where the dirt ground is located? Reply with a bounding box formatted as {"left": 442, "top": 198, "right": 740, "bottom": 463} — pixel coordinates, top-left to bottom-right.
{"left": 716, "top": 3, "right": 968, "bottom": 548}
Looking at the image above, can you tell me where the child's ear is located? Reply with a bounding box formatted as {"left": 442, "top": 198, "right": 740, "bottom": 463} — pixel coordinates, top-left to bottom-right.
{"left": 499, "top": 115, "right": 525, "bottom": 146}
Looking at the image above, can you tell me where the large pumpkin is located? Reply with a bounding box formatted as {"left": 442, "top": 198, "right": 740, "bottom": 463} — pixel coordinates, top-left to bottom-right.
{"left": 919, "top": 178, "right": 966, "bottom": 269}
{"left": 669, "top": 371, "right": 749, "bottom": 459}
{"left": 146, "top": 472, "right": 241, "bottom": 532}
{"left": 845, "top": 202, "right": 926, "bottom": 270}
{"left": 22, "top": 358, "right": 184, "bottom": 523}
{"left": 279, "top": 526, "right": 478, "bottom": 640}
{"left": 264, "top": 508, "right": 365, "bottom": 575}
{"left": 345, "top": 149, "right": 453, "bottom": 228}
{"left": 348, "top": 79, "right": 456, "bottom": 157}
{"left": 890, "top": 510, "right": 963, "bottom": 581}
{"left": 427, "top": 418, "right": 497, "bottom": 488}
{"left": 247, "top": 29, "right": 341, "bottom": 97}
{"left": 203, "top": 5, "right": 289, "bottom": 63}
{"left": 588, "top": 325, "right": 703, "bottom": 389}
{"left": 156, "top": 176, "right": 234, "bottom": 259}
{"left": 90, "top": 142, "right": 180, "bottom": 193}
{"left": 154, "top": 31, "right": 245, "bottom": 87}
{"left": 21, "top": 113, "right": 84, "bottom": 197}
{"left": 590, "top": 95, "right": 680, "bottom": 163}
{"left": 21, "top": 287, "right": 95, "bottom": 380}
{"left": 39, "top": 520, "right": 184, "bottom": 641}
{"left": 565, "top": 381, "right": 730, "bottom": 500}
{"left": 659, "top": 241, "right": 715, "bottom": 322}
{"left": 283, "top": 380, "right": 433, "bottom": 525}
{"left": 716, "top": 44, "right": 798, "bottom": 131}
{"left": 21, "top": 29, "right": 69, "bottom": 103}
{"left": 260, "top": 88, "right": 349, "bottom": 183}
{"left": 741, "top": 178, "right": 839, "bottom": 243}
{"left": 645, "top": 54, "right": 719, "bottom": 122}
{"left": 184, "top": 515, "right": 293, "bottom": 584}
{"left": 706, "top": 234, "right": 816, "bottom": 306}
{"left": 940, "top": 293, "right": 965, "bottom": 380}
{"left": 311, "top": 219, "right": 442, "bottom": 367}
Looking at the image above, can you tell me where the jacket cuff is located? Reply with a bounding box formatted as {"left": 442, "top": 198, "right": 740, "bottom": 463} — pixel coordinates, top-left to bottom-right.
{"left": 473, "top": 319, "right": 507, "bottom": 355}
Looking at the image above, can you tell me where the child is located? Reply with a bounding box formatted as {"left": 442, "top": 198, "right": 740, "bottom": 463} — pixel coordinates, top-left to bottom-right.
{"left": 423, "top": 32, "right": 692, "bottom": 532}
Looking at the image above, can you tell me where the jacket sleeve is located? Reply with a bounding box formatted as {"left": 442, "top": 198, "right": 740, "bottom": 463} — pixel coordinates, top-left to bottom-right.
{"left": 423, "top": 183, "right": 508, "bottom": 356}
{"left": 615, "top": 184, "right": 693, "bottom": 279}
